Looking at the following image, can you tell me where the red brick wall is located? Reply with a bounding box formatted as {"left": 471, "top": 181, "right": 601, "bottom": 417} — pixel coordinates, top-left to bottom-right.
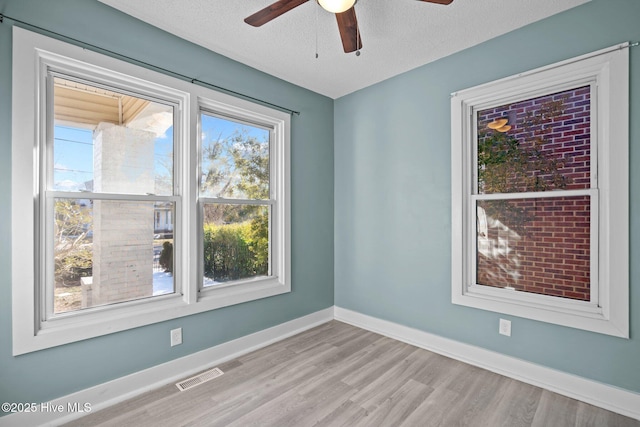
{"left": 478, "top": 85, "right": 591, "bottom": 191}
{"left": 475, "top": 86, "right": 592, "bottom": 301}
{"left": 477, "top": 197, "right": 591, "bottom": 300}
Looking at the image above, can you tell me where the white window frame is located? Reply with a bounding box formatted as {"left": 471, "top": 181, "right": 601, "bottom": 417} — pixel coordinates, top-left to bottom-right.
{"left": 41, "top": 70, "right": 185, "bottom": 325}
{"left": 195, "top": 99, "right": 291, "bottom": 307}
{"left": 11, "top": 27, "right": 291, "bottom": 355}
{"left": 451, "top": 44, "right": 629, "bottom": 337}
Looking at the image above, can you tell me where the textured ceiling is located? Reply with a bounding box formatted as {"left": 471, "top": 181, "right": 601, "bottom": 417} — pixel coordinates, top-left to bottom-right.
{"left": 99, "top": 0, "right": 590, "bottom": 99}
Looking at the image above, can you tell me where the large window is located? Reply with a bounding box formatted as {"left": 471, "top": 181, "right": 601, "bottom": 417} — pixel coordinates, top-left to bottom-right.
{"left": 196, "top": 100, "right": 290, "bottom": 307}
{"left": 11, "top": 28, "right": 290, "bottom": 355}
{"left": 199, "top": 113, "right": 272, "bottom": 286}
{"left": 451, "top": 44, "right": 629, "bottom": 337}
{"left": 49, "top": 76, "right": 178, "bottom": 316}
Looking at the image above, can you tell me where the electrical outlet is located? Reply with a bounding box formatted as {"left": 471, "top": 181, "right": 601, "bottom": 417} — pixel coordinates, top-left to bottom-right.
{"left": 170, "top": 328, "right": 182, "bottom": 346}
{"left": 499, "top": 319, "right": 511, "bottom": 337}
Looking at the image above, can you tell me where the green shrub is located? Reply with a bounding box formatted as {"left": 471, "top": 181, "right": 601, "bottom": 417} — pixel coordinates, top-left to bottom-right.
{"left": 203, "top": 216, "right": 268, "bottom": 282}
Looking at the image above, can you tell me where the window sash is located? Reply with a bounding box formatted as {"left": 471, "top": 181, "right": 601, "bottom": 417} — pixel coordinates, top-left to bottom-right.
{"left": 198, "top": 109, "right": 274, "bottom": 202}
{"left": 199, "top": 197, "right": 276, "bottom": 288}
{"left": 197, "top": 107, "right": 277, "bottom": 291}
{"left": 42, "top": 64, "right": 183, "bottom": 320}
{"left": 468, "top": 189, "right": 599, "bottom": 308}
{"left": 466, "top": 78, "right": 599, "bottom": 308}
{"left": 42, "top": 192, "right": 182, "bottom": 321}
{"left": 471, "top": 82, "right": 597, "bottom": 196}
{"left": 46, "top": 71, "right": 180, "bottom": 197}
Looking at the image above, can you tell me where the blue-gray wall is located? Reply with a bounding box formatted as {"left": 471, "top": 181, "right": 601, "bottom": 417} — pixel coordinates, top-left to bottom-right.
{"left": 2, "top": 0, "right": 639, "bottom": 411}
{"left": 0, "top": 0, "right": 334, "bottom": 405}
{"left": 335, "top": 0, "right": 640, "bottom": 393}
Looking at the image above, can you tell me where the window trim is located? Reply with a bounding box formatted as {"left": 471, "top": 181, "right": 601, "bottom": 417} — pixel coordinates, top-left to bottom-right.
{"left": 197, "top": 98, "right": 291, "bottom": 306}
{"left": 11, "top": 27, "right": 291, "bottom": 355}
{"left": 450, "top": 43, "right": 629, "bottom": 337}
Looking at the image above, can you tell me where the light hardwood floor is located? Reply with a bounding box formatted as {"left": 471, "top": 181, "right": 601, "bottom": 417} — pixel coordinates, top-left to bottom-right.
{"left": 65, "top": 321, "right": 639, "bottom": 427}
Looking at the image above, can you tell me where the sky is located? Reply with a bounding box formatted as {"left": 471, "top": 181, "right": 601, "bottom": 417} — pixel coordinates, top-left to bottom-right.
{"left": 200, "top": 113, "right": 270, "bottom": 199}
{"left": 53, "top": 124, "right": 174, "bottom": 193}
{"left": 53, "top": 114, "right": 268, "bottom": 194}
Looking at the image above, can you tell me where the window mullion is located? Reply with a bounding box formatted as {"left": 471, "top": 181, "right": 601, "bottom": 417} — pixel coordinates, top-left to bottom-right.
{"left": 472, "top": 189, "right": 596, "bottom": 202}
{"left": 47, "top": 191, "right": 180, "bottom": 202}
{"left": 199, "top": 197, "right": 273, "bottom": 206}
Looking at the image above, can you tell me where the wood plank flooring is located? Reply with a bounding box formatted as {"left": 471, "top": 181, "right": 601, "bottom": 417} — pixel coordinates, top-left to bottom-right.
{"left": 64, "top": 321, "right": 639, "bottom": 427}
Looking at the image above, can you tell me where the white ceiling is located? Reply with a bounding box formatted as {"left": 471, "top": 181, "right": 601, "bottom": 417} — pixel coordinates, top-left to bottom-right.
{"left": 99, "top": 0, "right": 589, "bottom": 99}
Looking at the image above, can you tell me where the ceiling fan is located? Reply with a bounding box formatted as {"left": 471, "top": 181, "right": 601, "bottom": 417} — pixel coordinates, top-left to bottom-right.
{"left": 244, "top": 0, "right": 454, "bottom": 54}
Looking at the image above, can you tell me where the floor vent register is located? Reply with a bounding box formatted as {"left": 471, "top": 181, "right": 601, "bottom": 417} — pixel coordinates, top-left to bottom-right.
{"left": 176, "top": 367, "right": 224, "bottom": 391}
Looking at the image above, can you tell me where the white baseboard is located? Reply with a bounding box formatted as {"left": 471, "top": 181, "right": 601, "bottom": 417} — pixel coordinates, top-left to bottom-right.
{"left": 4, "top": 305, "right": 638, "bottom": 426}
{"left": 334, "top": 306, "right": 640, "bottom": 421}
{"left": 0, "top": 307, "right": 334, "bottom": 427}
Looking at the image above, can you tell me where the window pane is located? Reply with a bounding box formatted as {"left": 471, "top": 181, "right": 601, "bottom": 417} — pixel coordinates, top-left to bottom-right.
{"left": 52, "top": 76, "right": 174, "bottom": 195}
{"left": 202, "top": 203, "right": 270, "bottom": 286}
{"left": 200, "top": 113, "right": 270, "bottom": 200}
{"left": 53, "top": 198, "right": 175, "bottom": 314}
{"left": 476, "top": 196, "right": 590, "bottom": 301}
{"left": 476, "top": 86, "right": 591, "bottom": 194}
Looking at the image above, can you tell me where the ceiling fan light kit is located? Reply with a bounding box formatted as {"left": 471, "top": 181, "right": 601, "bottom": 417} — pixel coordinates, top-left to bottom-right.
{"left": 244, "top": 0, "right": 453, "bottom": 54}
{"left": 317, "top": 0, "right": 357, "bottom": 13}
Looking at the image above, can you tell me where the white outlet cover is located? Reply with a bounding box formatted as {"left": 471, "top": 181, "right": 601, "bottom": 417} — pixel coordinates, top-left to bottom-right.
{"left": 499, "top": 319, "right": 511, "bottom": 337}
{"left": 171, "top": 328, "right": 182, "bottom": 346}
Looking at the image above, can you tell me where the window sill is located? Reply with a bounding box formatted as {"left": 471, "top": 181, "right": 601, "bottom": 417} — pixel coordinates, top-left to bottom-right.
{"left": 15, "top": 278, "right": 290, "bottom": 356}
{"left": 452, "top": 285, "right": 627, "bottom": 338}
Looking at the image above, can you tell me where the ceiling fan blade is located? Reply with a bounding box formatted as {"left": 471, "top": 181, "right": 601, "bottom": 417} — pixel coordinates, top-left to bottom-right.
{"left": 418, "top": 0, "right": 453, "bottom": 4}
{"left": 245, "top": 0, "right": 309, "bottom": 27}
{"left": 335, "top": 7, "right": 362, "bottom": 53}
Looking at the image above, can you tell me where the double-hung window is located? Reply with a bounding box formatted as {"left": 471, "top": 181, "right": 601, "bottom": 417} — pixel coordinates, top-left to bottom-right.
{"left": 46, "top": 75, "right": 181, "bottom": 317}
{"left": 11, "top": 28, "right": 290, "bottom": 355}
{"left": 451, "top": 44, "right": 629, "bottom": 337}
{"left": 196, "top": 100, "right": 290, "bottom": 306}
